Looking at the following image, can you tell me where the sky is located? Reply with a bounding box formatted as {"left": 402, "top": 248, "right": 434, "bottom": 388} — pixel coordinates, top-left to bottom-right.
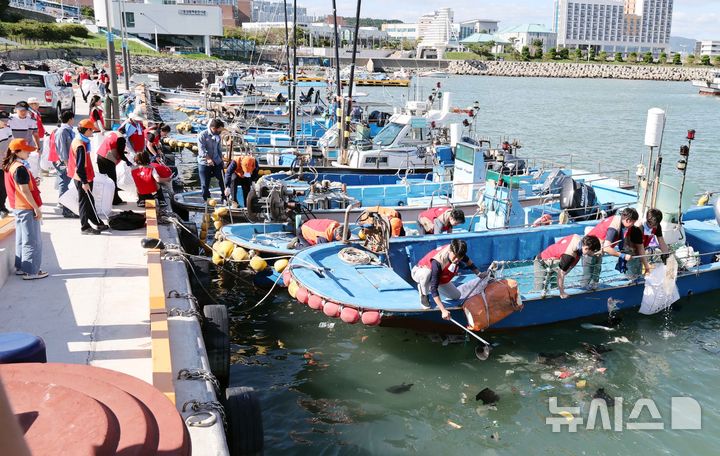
{"left": 299, "top": 0, "right": 719, "bottom": 40}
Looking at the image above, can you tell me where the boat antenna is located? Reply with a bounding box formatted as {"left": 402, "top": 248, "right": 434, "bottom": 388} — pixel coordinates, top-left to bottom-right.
{"left": 339, "top": 0, "right": 363, "bottom": 166}
{"left": 282, "top": 0, "right": 292, "bottom": 129}
{"left": 331, "top": 0, "right": 343, "bottom": 164}
{"left": 290, "top": 0, "right": 298, "bottom": 146}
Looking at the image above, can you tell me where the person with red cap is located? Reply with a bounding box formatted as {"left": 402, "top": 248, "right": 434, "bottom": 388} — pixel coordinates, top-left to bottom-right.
{"left": 2, "top": 138, "right": 46, "bottom": 279}
{"left": 69, "top": 119, "right": 108, "bottom": 235}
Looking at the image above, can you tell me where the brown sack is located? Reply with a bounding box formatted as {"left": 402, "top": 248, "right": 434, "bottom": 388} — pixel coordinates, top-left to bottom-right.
{"left": 462, "top": 279, "right": 523, "bottom": 331}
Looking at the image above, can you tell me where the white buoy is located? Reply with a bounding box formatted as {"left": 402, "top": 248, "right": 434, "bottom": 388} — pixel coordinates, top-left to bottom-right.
{"left": 644, "top": 108, "right": 665, "bottom": 147}
{"left": 715, "top": 197, "right": 720, "bottom": 225}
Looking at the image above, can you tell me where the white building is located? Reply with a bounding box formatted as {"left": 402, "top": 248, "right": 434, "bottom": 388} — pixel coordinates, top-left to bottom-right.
{"left": 496, "top": 24, "right": 557, "bottom": 53}
{"left": 381, "top": 23, "right": 419, "bottom": 40}
{"left": 554, "top": 0, "right": 672, "bottom": 54}
{"left": 416, "top": 8, "right": 460, "bottom": 59}
{"left": 93, "top": 0, "right": 223, "bottom": 55}
{"left": 696, "top": 40, "right": 720, "bottom": 57}
{"left": 241, "top": 22, "right": 388, "bottom": 47}
{"left": 250, "top": 0, "right": 313, "bottom": 23}
{"left": 458, "top": 19, "right": 500, "bottom": 40}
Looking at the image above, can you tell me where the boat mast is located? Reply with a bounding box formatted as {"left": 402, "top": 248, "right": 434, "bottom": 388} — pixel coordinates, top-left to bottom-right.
{"left": 339, "top": 0, "right": 363, "bottom": 166}
{"left": 282, "top": 0, "right": 292, "bottom": 131}
{"left": 331, "top": 0, "right": 342, "bottom": 154}
{"left": 290, "top": 0, "right": 298, "bottom": 145}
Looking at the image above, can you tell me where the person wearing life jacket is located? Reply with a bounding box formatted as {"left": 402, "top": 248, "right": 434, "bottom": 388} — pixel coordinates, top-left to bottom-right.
{"left": 411, "top": 239, "right": 483, "bottom": 318}
{"left": 88, "top": 95, "right": 106, "bottom": 134}
{"left": 145, "top": 123, "right": 170, "bottom": 162}
{"left": 296, "top": 218, "right": 347, "bottom": 248}
{"left": 584, "top": 207, "right": 643, "bottom": 285}
{"left": 358, "top": 206, "right": 405, "bottom": 237}
{"left": 534, "top": 234, "right": 601, "bottom": 299}
{"left": 223, "top": 155, "right": 258, "bottom": 207}
{"left": 118, "top": 112, "right": 146, "bottom": 154}
{"left": 417, "top": 206, "right": 465, "bottom": 235}
{"left": 635, "top": 208, "right": 671, "bottom": 272}
{"left": 69, "top": 119, "right": 108, "bottom": 235}
{"left": 131, "top": 151, "right": 166, "bottom": 207}
{"left": 3, "top": 138, "right": 47, "bottom": 280}
{"left": 96, "top": 132, "right": 131, "bottom": 205}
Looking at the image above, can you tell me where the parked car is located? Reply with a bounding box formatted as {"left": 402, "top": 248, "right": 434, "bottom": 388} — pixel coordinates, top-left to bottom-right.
{"left": 0, "top": 70, "right": 75, "bottom": 121}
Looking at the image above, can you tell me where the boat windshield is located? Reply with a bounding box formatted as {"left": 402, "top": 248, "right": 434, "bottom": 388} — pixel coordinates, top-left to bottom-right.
{"left": 373, "top": 122, "right": 404, "bottom": 146}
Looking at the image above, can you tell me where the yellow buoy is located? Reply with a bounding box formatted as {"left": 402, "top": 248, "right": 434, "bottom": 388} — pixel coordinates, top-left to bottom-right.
{"left": 358, "top": 230, "right": 366, "bottom": 240}
{"left": 210, "top": 212, "right": 219, "bottom": 222}
{"left": 249, "top": 256, "right": 268, "bottom": 272}
{"left": 215, "top": 207, "right": 229, "bottom": 218}
{"left": 212, "top": 251, "right": 224, "bottom": 266}
{"left": 207, "top": 198, "right": 217, "bottom": 207}
{"left": 698, "top": 192, "right": 710, "bottom": 206}
{"left": 274, "top": 258, "right": 289, "bottom": 273}
{"left": 192, "top": 146, "right": 199, "bottom": 152}
{"left": 231, "top": 246, "right": 248, "bottom": 262}
{"left": 212, "top": 240, "right": 235, "bottom": 259}
{"left": 213, "top": 220, "right": 224, "bottom": 230}
{"left": 287, "top": 280, "right": 299, "bottom": 298}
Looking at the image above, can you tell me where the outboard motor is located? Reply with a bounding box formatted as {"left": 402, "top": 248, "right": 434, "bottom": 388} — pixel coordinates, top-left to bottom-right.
{"left": 540, "top": 169, "right": 570, "bottom": 195}
{"left": 560, "top": 178, "right": 599, "bottom": 221}
{"left": 246, "top": 179, "right": 297, "bottom": 223}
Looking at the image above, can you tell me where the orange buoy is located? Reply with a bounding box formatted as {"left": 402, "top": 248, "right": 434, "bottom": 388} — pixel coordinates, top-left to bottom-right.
{"left": 361, "top": 310, "right": 381, "bottom": 326}
{"left": 340, "top": 307, "right": 360, "bottom": 324}
{"left": 296, "top": 287, "right": 309, "bottom": 305}
{"left": 308, "top": 295, "right": 323, "bottom": 310}
{"left": 282, "top": 270, "right": 292, "bottom": 287}
{"left": 323, "top": 301, "right": 340, "bottom": 318}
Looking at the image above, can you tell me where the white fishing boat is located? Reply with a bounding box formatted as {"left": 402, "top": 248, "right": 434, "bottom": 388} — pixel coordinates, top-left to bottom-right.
{"left": 691, "top": 69, "right": 720, "bottom": 95}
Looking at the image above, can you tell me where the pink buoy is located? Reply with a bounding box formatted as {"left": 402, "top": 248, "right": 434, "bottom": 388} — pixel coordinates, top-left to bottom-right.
{"left": 308, "top": 295, "right": 324, "bottom": 310}
{"left": 282, "top": 270, "right": 292, "bottom": 287}
{"left": 296, "top": 287, "right": 309, "bottom": 305}
{"left": 323, "top": 301, "right": 341, "bottom": 318}
{"left": 340, "top": 307, "right": 360, "bottom": 324}
{"left": 361, "top": 311, "right": 381, "bottom": 326}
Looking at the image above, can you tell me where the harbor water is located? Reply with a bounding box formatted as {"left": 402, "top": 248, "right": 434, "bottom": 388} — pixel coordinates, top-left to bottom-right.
{"left": 172, "top": 76, "right": 720, "bottom": 455}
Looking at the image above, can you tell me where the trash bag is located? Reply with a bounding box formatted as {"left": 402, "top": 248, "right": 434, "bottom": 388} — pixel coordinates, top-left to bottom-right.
{"left": 40, "top": 137, "right": 52, "bottom": 171}
{"left": 639, "top": 257, "right": 680, "bottom": 315}
{"left": 108, "top": 211, "right": 146, "bottom": 230}
{"left": 116, "top": 161, "right": 137, "bottom": 194}
{"left": 27, "top": 151, "right": 41, "bottom": 179}
{"left": 57, "top": 174, "right": 115, "bottom": 218}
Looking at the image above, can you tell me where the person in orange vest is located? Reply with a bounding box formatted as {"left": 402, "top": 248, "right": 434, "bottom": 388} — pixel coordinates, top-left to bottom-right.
{"left": 69, "top": 119, "right": 108, "bottom": 235}
{"left": 292, "top": 218, "right": 347, "bottom": 248}
{"left": 131, "top": 151, "right": 167, "bottom": 207}
{"left": 95, "top": 132, "right": 131, "bottom": 205}
{"left": 223, "top": 155, "right": 258, "bottom": 206}
{"left": 357, "top": 206, "right": 405, "bottom": 237}
{"left": 411, "top": 239, "right": 483, "bottom": 317}
{"left": 533, "top": 234, "right": 601, "bottom": 298}
{"left": 417, "top": 206, "right": 465, "bottom": 235}
{"left": 2, "top": 139, "right": 47, "bottom": 279}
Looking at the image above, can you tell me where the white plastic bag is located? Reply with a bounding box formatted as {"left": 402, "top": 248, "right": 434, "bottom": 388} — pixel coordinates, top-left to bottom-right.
{"left": 27, "top": 151, "right": 41, "bottom": 179}
{"left": 40, "top": 137, "right": 52, "bottom": 171}
{"left": 639, "top": 259, "right": 680, "bottom": 315}
{"left": 57, "top": 174, "right": 116, "bottom": 218}
{"left": 116, "top": 161, "right": 137, "bottom": 194}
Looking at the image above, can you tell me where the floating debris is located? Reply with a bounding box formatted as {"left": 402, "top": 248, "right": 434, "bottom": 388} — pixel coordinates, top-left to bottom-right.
{"left": 476, "top": 388, "right": 500, "bottom": 404}
{"left": 318, "top": 322, "right": 336, "bottom": 329}
{"left": 386, "top": 383, "right": 414, "bottom": 394}
{"left": 576, "top": 380, "right": 587, "bottom": 389}
{"left": 447, "top": 420, "right": 463, "bottom": 429}
{"left": 559, "top": 410, "right": 575, "bottom": 422}
{"left": 581, "top": 323, "right": 615, "bottom": 331}
{"left": 593, "top": 388, "right": 615, "bottom": 407}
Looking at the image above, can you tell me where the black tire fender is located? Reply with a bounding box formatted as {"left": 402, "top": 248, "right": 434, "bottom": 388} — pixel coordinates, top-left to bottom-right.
{"left": 224, "top": 386, "right": 264, "bottom": 456}
{"left": 202, "top": 304, "right": 230, "bottom": 389}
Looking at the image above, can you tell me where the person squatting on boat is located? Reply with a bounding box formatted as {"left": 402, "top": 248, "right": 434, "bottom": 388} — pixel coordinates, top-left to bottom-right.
{"left": 411, "top": 239, "right": 484, "bottom": 319}
{"left": 3, "top": 139, "right": 47, "bottom": 280}
{"left": 224, "top": 155, "right": 258, "bottom": 207}
{"left": 582, "top": 208, "right": 642, "bottom": 287}
{"left": 196, "top": 119, "right": 226, "bottom": 203}
{"left": 417, "top": 206, "right": 465, "bottom": 235}
{"left": 534, "top": 234, "right": 602, "bottom": 299}
{"left": 357, "top": 206, "right": 405, "bottom": 238}
{"left": 290, "top": 218, "right": 348, "bottom": 249}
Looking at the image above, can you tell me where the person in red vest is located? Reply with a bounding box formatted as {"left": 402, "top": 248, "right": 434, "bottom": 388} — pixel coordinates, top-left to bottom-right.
{"left": 98, "top": 69, "right": 110, "bottom": 96}
{"left": 88, "top": 95, "right": 106, "bottom": 133}
{"left": 95, "top": 132, "right": 131, "bottom": 205}
{"left": 583, "top": 207, "right": 643, "bottom": 287}
{"left": 26, "top": 97, "right": 45, "bottom": 150}
{"left": 2, "top": 138, "right": 47, "bottom": 279}
{"left": 223, "top": 155, "right": 258, "bottom": 206}
{"left": 69, "top": 119, "right": 108, "bottom": 235}
{"left": 636, "top": 208, "right": 670, "bottom": 270}
{"left": 411, "top": 239, "right": 483, "bottom": 317}
{"left": 291, "top": 218, "right": 347, "bottom": 248}
{"left": 118, "top": 113, "right": 146, "bottom": 154}
{"left": 534, "top": 234, "right": 602, "bottom": 298}
{"left": 131, "top": 151, "right": 167, "bottom": 207}
{"left": 417, "top": 206, "right": 465, "bottom": 235}
{"left": 77, "top": 67, "right": 90, "bottom": 102}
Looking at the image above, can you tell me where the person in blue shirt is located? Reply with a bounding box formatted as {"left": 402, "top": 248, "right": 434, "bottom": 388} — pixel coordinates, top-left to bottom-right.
{"left": 196, "top": 118, "right": 226, "bottom": 202}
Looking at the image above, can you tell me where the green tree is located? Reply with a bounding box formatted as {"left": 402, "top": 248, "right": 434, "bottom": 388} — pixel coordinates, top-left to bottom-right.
{"left": 588, "top": 47, "right": 596, "bottom": 61}
{"left": 686, "top": 54, "right": 695, "bottom": 65}
{"left": 700, "top": 55, "right": 711, "bottom": 65}
{"left": 672, "top": 53, "right": 682, "bottom": 65}
{"left": 531, "top": 38, "right": 544, "bottom": 59}
{"left": 546, "top": 47, "right": 557, "bottom": 60}
{"left": 659, "top": 52, "right": 667, "bottom": 64}
{"left": 714, "top": 56, "right": 720, "bottom": 66}
{"left": 558, "top": 48, "right": 570, "bottom": 60}
{"left": 628, "top": 51, "right": 638, "bottom": 63}
{"left": 614, "top": 52, "right": 623, "bottom": 62}
{"left": 598, "top": 51, "right": 607, "bottom": 62}
{"left": 80, "top": 6, "right": 94, "bottom": 18}
{"left": 574, "top": 47, "right": 583, "bottom": 61}
{"left": 643, "top": 52, "right": 654, "bottom": 64}
{"left": 521, "top": 45, "right": 531, "bottom": 61}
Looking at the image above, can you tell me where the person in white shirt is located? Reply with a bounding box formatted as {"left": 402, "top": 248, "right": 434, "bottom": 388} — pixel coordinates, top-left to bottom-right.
{"left": 7, "top": 102, "right": 38, "bottom": 148}
{"left": 0, "top": 111, "right": 12, "bottom": 217}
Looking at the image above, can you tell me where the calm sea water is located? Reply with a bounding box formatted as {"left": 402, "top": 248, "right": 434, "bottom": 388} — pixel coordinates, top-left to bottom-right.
{"left": 175, "top": 76, "right": 720, "bottom": 455}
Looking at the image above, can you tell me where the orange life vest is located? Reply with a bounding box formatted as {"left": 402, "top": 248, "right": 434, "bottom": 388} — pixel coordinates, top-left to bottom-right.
{"left": 233, "top": 156, "right": 256, "bottom": 177}
{"left": 67, "top": 138, "right": 95, "bottom": 182}
{"left": 418, "top": 244, "right": 457, "bottom": 285}
{"left": 301, "top": 219, "right": 340, "bottom": 246}
{"left": 5, "top": 161, "right": 42, "bottom": 210}
{"left": 361, "top": 206, "right": 403, "bottom": 237}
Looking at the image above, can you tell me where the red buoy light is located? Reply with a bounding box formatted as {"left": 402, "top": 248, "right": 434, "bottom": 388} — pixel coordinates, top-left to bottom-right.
{"left": 687, "top": 129, "right": 696, "bottom": 140}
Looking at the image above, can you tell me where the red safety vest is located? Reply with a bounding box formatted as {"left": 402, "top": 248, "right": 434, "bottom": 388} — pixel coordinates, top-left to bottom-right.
{"left": 123, "top": 121, "right": 145, "bottom": 152}
{"left": 151, "top": 162, "right": 172, "bottom": 179}
{"left": 418, "top": 244, "right": 457, "bottom": 285}
{"left": 587, "top": 215, "right": 623, "bottom": 242}
{"left": 540, "top": 234, "right": 582, "bottom": 268}
{"left": 418, "top": 206, "right": 452, "bottom": 232}
{"left": 642, "top": 224, "right": 658, "bottom": 248}
{"left": 90, "top": 107, "right": 105, "bottom": 130}
{"left": 131, "top": 166, "right": 158, "bottom": 195}
{"left": 48, "top": 130, "right": 59, "bottom": 163}
{"left": 5, "top": 161, "right": 42, "bottom": 210}
{"left": 67, "top": 138, "right": 95, "bottom": 182}
{"left": 30, "top": 110, "right": 45, "bottom": 138}
{"left": 301, "top": 219, "right": 340, "bottom": 246}
{"left": 96, "top": 132, "right": 122, "bottom": 163}
{"left": 233, "top": 156, "right": 256, "bottom": 177}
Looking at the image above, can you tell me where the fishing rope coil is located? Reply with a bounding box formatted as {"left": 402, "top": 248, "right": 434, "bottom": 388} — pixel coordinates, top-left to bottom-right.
{"left": 338, "top": 247, "right": 379, "bottom": 265}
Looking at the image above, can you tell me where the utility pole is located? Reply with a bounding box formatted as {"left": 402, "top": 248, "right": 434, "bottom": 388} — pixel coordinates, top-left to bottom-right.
{"left": 119, "top": 0, "right": 131, "bottom": 90}
{"left": 103, "top": 0, "right": 120, "bottom": 124}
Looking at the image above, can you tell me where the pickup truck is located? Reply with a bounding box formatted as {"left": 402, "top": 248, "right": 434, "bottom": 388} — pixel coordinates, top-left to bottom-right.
{"left": 0, "top": 70, "right": 75, "bottom": 121}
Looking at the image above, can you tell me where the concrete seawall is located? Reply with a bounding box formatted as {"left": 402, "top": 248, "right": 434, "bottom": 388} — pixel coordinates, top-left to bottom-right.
{"left": 448, "top": 60, "right": 714, "bottom": 81}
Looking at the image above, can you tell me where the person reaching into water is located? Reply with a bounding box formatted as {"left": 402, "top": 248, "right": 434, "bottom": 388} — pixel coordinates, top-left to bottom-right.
{"left": 411, "top": 239, "right": 484, "bottom": 318}
{"left": 534, "top": 234, "right": 602, "bottom": 299}
{"left": 583, "top": 207, "right": 643, "bottom": 286}
{"left": 636, "top": 208, "right": 671, "bottom": 272}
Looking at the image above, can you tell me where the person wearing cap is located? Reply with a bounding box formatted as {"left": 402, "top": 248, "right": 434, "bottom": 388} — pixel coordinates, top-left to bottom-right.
{"left": 8, "top": 102, "right": 38, "bottom": 149}
{"left": 96, "top": 131, "right": 131, "bottom": 205}
{"left": 0, "top": 111, "right": 12, "bottom": 217}
{"left": 196, "top": 118, "right": 226, "bottom": 202}
{"left": 50, "top": 110, "right": 78, "bottom": 218}
{"left": 26, "top": 97, "right": 46, "bottom": 149}
{"left": 69, "top": 119, "right": 108, "bottom": 235}
{"left": 2, "top": 138, "right": 47, "bottom": 280}
{"left": 118, "top": 112, "right": 146, "bottom": 154}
